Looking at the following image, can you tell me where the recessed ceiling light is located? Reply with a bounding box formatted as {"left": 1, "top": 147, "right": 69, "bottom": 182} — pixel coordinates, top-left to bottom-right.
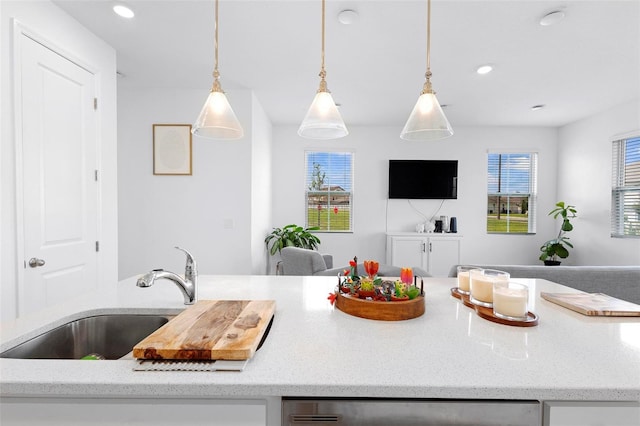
{"left": 539, "top": 10, "right": 565, "bottom": 26}
{"left": 113, "top": 4, "right": 135, "bottom": 19}
{"left": 531, "top": 104, "right": 545, "bottom": 111}
{"left": 338, "top": 10, "right": 358, "bottom": 25}
{"left": 476, "top": 65, "right": 493, "bottom": 75}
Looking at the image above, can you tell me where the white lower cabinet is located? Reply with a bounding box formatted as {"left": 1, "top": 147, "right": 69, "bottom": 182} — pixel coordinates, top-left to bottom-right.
{"left": 543, "top": 401, "right": 640, "bottom": 426}
{"left": 0, "top": 397, "right": 281, "bottom": 426}
{"left": 386, "top": 233, "right": 461, "bottom": 277}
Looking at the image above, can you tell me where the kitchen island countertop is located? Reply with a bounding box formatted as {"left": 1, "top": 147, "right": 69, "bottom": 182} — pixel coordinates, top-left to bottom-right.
{"left": 1, "top": 275, "right": 639, "bottom": 401}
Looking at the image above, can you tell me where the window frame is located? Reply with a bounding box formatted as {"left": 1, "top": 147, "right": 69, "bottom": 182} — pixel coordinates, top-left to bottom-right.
{"left": 611, "top": 134, "right": 640, "bottom": 238}
{"left": 486, "top": 151, "right": 538, "bottom": 235}
{"left": 304, "top": 150, "right": 354, "bottom": 233}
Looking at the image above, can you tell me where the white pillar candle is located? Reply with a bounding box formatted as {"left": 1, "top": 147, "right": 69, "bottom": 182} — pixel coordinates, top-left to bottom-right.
{"left": 469, "top": 269, "right": 510, "bottom": 306}
{"left": 493, "top": 283, "right": 528, "bottom": 320}
{"left": 457, "top": 266, "right": 481, "bottom": 294}
{"left": 458, "top": 271, "right": 471, "bottom": 292}
{"left": 470, "top": 276, "right": 496, "bottom": 303}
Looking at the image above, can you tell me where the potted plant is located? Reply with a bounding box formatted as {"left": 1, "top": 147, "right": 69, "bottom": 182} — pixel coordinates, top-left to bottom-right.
{"left": 264, "top": 224, "right": 321, "bottom": 256}
{"left": 358, "top": 277, "right": 376, "bottom": 299}
{"left": 539, "top": 201, "right": 577, "bottom": 266}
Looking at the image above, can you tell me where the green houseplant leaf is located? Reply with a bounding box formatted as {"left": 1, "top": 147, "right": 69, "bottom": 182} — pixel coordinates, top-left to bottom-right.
{"left": 265, "top": 224, "right": 321, "bottom": 256}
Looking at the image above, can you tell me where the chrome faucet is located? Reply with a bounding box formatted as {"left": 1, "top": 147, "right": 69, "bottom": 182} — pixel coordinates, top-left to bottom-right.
{"left": 137, "top": 247, "right": 197, "bottom": 305}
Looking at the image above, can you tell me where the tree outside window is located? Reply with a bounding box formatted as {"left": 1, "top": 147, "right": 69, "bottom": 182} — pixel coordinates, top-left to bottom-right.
{"left": 305, "top": 152, "right": 353, "bottom": 232}
{"left": 487, "top": 152, "right": 537, "bottom": 234}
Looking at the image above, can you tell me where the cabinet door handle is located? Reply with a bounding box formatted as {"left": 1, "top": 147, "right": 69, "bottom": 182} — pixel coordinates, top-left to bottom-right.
{"left": 429, "top": 243, "right": 432, "bottom": 252}
{"left": 422, "top": 242, "right": 426, "bottom": 252}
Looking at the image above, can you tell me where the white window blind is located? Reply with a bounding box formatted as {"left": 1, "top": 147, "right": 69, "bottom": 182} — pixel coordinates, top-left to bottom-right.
{"left": 305, "top": 151, "right": 353, "bottom": 232}
{"left": 612, "top": 136, "right": 640, "bottom": 237}
{"left": 487, "top": 152, "right": 538, "bottom": 234}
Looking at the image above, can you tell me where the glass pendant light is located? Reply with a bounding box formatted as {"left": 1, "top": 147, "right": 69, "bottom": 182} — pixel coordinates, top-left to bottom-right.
{"left": 298, "top": 0, "right": 348, "bottom": 139}
{"left": 400, "top": 0, "right": 453, "bottom": 141}
{"left": 193, "top": 0, "right": 243, "bottom": 140}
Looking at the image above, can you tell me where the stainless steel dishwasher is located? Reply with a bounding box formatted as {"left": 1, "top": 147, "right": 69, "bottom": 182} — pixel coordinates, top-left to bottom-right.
{"left": 282, "top": 398, "right": 540, "bottom": 425}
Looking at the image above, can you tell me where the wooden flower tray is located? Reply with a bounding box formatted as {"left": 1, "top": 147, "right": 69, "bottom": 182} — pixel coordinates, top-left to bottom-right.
{"left": 335, "top": 292, "right": 425, "bottom": 321}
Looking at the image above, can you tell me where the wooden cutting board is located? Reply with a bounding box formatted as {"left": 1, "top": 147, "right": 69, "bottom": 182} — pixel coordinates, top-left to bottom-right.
{"left": 133, "top": 300, "right": 276, "bottom": 360}
{"left": 541, "top": 292, "right": 640, "bottom": 317}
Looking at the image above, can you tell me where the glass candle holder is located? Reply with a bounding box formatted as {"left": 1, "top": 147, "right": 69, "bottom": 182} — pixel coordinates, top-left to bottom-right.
{"left": 457, "top": 265, "right": 482, "bottom": 295}
{"left": 469, "top": 269, "right": 510, "bottom": 308}
{"left": 493, "top": 281, "right": 529, "bottom": 321}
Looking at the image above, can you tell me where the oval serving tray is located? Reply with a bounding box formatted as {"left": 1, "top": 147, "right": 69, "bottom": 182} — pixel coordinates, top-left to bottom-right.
{"left": 450, "top": 287, "right": 538, "bottom": 327}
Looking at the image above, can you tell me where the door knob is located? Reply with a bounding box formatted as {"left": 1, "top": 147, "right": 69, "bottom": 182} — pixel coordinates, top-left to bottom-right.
{"left": 28, "top": 258, "right": 46, "bottom": 268}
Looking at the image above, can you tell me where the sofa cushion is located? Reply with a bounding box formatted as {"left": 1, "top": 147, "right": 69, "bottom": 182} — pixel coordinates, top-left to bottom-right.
{"left": 449, "top": 264, "right": 640, "bottom": 304}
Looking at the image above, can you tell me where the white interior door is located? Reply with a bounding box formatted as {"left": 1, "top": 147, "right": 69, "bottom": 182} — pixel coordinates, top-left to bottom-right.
{"left": 19, "top": 34, "right": 98, "bottom": 316}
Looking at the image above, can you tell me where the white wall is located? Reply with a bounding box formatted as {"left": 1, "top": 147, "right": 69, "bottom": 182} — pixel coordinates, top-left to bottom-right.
{"left": 117, "top": 86, "right": 272, "bottom": 279}
{"left": 271, "top": 125, "right": 560, "bottom": 269}
{"left": 557, "top": 99, "right": 640, "bottom": 265}
{"left": 0, "top": 0, "right": 117, "bottom": 322}
{"left": 250, "top": 93, "right": 273, "bottom": 274}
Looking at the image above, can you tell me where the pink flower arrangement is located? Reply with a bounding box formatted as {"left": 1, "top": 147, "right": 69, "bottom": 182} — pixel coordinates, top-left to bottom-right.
{"left": 400, "top": 267, "right": 413, "bottom": 285}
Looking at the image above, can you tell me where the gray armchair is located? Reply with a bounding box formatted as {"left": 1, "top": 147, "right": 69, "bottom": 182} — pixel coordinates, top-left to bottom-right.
{"left": 280, "top": 247, "right": 430, "bottom": 277}
{"left": 280, "top": 247, "right": 335, "bottom": 276}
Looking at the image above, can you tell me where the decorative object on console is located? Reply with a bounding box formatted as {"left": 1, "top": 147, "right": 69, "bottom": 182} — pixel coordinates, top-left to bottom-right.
{"left": 425, "top": 221, "right": 436, "bottom": 233}
{"left": 440, "top": 215, "right": 449, "bottom": 232}
{"left": 192, "top": 0, "right": 243, "bottom": 139}
{"left": 539, "top": 201, "right": 577, "bottom": 265}
{"left": 449, "top": 217, "right": 457, "bottom": 233}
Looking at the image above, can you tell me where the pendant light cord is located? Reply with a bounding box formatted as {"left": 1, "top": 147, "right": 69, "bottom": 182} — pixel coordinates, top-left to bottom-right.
{"left": 426, "top": 0, "right": 431, "bottom": 75}
{"left": 321, "top": 0, "right": 325, "bottom": 75}
{"left": 318, "top": 0, "right": 328, "bottom": 91}
{"left": 212, "top": 0, "right": 221, "bottom": 90}
{"left": 422, "top": 0, "right": 434, "bottom": 94}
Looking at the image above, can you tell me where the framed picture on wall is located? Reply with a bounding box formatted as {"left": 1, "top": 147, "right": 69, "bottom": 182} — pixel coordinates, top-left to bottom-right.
{"left": 153, "top": 124, "right": 192, "bottom": 175}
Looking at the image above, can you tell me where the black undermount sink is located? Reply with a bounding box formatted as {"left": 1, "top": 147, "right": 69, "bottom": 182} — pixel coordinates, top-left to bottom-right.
{"left": 0, "top": 313, "right": 173, "bottom": 360}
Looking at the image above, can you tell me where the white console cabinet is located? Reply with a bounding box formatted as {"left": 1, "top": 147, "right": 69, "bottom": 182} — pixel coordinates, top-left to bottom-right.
{"left": 386, "top": 233, "right": 461, "bottom": 277}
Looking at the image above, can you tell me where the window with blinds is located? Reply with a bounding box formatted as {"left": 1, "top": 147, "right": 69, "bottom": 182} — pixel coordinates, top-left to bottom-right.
{"left": 487, "top": 152, "right": 538, "bottom": 234}
{"left": 611, "top": 136, "right": 640, "bottom": 237}
{"left": 305, "top": 151, "right": 353, "bottom": 232}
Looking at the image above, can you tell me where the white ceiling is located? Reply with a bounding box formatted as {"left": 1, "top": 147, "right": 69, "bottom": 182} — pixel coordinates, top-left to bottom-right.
{"left": 52, "top": 0, "right": 640, "bottom": 128}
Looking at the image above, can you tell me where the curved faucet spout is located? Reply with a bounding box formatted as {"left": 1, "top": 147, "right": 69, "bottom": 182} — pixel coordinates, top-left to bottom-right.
{"left": 137, "top": 247, "right": 198, "bottom": 305}
{"left": 137, "top": 269, "right": 196, "bottom": 305}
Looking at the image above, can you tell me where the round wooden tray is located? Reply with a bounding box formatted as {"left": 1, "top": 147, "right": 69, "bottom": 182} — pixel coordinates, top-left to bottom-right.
{"left": 450, "top": 287, "right": 538, "bottom": 327}
{"left": 335, "top": 292, "right": 425, "bottom": 321}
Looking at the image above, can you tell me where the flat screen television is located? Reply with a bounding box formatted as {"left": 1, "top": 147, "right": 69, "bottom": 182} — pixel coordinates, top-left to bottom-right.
{"left": 388, "top": 160, "right": 458, "bottom": 199}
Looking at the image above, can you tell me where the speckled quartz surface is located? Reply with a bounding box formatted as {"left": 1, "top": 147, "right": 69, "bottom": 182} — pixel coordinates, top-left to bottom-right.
{"left": 1, "top": 275, "right": 639, "bottom": 401}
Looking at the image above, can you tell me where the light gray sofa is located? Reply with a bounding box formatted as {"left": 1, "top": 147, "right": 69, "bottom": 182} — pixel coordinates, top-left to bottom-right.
{"left": 448, "top": 264, "right": 640, "bottom": 305}
{"left": 280, "top": 247, "right": 430, "bottom": 277}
